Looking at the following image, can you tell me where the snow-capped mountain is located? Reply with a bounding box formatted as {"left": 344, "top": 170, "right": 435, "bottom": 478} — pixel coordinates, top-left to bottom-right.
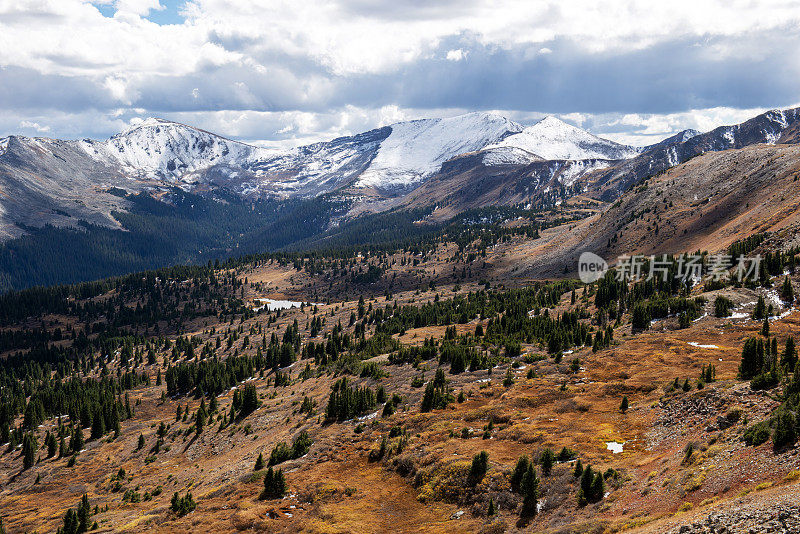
{"left": 78, "top": 118, "right": 268, "bottom": 181}
{"left": 20, "top": 112, "right": 635, "bottom": 198}
{"left": 482, "top": 116, "right": 640, "bottom": 163}
{"left": 2, "top": 107, "right": 800, "bottom": 242}
{"left": 353, "top": 113, "right": 524, "bottom": 189}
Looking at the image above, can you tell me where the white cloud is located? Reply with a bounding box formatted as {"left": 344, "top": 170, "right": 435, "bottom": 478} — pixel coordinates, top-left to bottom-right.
{"left": 114, "top": 0, "right": 163, "bottom": 17}
{"left": 446, "top": 49, "right": 466, "bottom": 61}
{"left": 0, "top": 0, "right": 798, "bottom": 145}
{"left": 19, "top": 120, "right": 50, "bottom": 132}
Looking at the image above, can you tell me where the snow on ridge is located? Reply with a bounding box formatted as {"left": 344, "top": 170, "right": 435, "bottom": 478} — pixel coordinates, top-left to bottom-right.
{"left": 677, "top": 129, "right": 700, "bottom": 143}
{"left": 355, "top": 112, "right": 525, "bottom": 189}
{"left": 481, "top": 146, "right": 542, "bottom": 166}
{"left": 0, "top": 137, "right": 8, "bottom": 157}
{"left": 557, "top": 159, "right": 611, "bottom": 186}
{"left": 485, "top": 116, "right": 640, "bottom": 161}
{"left": 84, "top": 118, "right": 274, "bottom": 180}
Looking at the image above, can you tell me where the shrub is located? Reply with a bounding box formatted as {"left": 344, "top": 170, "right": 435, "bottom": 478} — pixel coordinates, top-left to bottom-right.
{"left": 742, "top": 421, "right": 771, "bottom": 446}
{"left": 772, "top": 410, "right": 797, "bottom": 449}
{"left": 714, "top": 296, "right": 734, "bottom": 318}
{"left": 170, "top": 492, "right": 196, "bottom": 517}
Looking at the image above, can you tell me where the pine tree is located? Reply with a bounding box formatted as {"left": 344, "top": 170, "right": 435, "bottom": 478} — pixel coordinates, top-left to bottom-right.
{"left": 740, "top": 338, "right": 763, "bottom": 379}
{"left": 469, "top": 451, "right": 489, "bottom": 485}
{"left": 91, "top": 410, "right": 105, "bottom": 440}
{"left": 573, "top": 458, "right": 583, "bottom": 478}
{"left": 47, "top": 432, "right": 57, "bottom": 458}
{"left": 137, "top": 434, "right": 145, "bottom": 451}
{"left": 590, "top": 472, "right": 605, "bottom": 502}
{"left": 510, "top": 455, "right": 529, "bottom": 491}
{"left": 540, "top": 448, "right": 555, "bottom": 476}
{"left": 487, "top": 497, "right": 496, "bottom": 516}
{"left": 254, "top": 452, "right": 265, "bottom": 471}
{"left": 773, "top": 410, "right": 797, "bottom": 449}
{"left": 782, "top": 337, "right": 798, "bottom": 372}
{"left": 261, "top": 467, "right": 287, "bottom": 499}
{"left": 520, "top": 463, "right": 539, "bottom": 516}
{"left": 240, "top": 384, "right": 259, "bottom": 416}
{"left": 578, "top": 465, "right": 594, "bottom": 506}
{"left": 782, "top": 276, "right": 794, "bottom": 303}
{"left": 71, "top": 426, "right": 84, "bottom": 453}
{"left": 620, "top": 395, "right": 629, "bottom": 413}
{"left": 753, "top": 296, "right": 766, "bottom": 320}
{"left": 22, "top": 433, "right": 37, "bottom": 470}
{"left": 77, "top": 494, "right": 91, "bottom": 533}
{"left": 761, "top": 317, "right": 770, "bottom": 337}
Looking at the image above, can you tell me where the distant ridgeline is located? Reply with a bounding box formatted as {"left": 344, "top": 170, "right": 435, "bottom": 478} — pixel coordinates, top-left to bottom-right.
{"left": 0, "top": 188, "right": 559, "bottom": 292}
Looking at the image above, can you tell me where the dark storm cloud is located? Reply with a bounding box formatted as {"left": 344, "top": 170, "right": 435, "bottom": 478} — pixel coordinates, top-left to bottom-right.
{"left": 370, "top": 31, "right": 800, "bottom": 114}
{"left": 82, "top": 28, "right": 800, "bottom": 117}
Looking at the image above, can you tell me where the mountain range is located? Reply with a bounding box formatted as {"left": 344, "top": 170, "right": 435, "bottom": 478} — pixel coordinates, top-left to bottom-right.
{"left": 0, "top": 113, "right": 637, "bottom": 237}
{"left": 1, "top": 106, "right": 800, "bottom": 290}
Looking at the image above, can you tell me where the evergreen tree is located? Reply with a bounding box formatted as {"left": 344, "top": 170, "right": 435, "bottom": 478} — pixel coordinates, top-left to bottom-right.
{"left": 469, "top": 451, "right": 489, "bottom": 485}
{"left": 72, "top": 426, "right": 84, "bottom": 453}
{"left": 170, "top": 492, "right": 196, "bottom": 516}
{"left": 753, "top": 296, "right": 766, "bottom": 320}
{"left": 47, "top": 432, "right": 57, "bottom": 458}
{"left": 620, "top": 395, "right": 629, "bottom": 413}
{"left": 77, "top": 494, "right": 91, "bottom": 533}
{"left": 782, "top": 276, "right": 794, "bottom": 303}
{"left": 773, "top": 409, "right": 797, "bottom": 449}
{"left": 519, "top": 463, "right": 539, "bottom": 516}
{"left": 254, "top": 452, "right": 265, "bottom": 471}
{"left": 240, "top": 384, "right": 259, "bottom": 416}
{"left": 573, "top": 458, "right": 583, "bottom": 478}
{"left": 22, "top": 433, "right": 37, "bottom": 470}
{"left": 510, "top": 455, "right": 529, "bottom": 491}
{"left": 540, "top": 448, "right": 555, "bottom": 476}
{"left": 782, "top": 337, "right": 798, "bottom": 372}
{"left": 487, "top": 497, "right": 495, "bottom": 516}
{"left": 590, "top": 472, "right": 605, "bottom": 502}
{"left": 740, "top": 338, "right": 763, "bottom": 379}
{"left": 91, "top": 410, "right": 105, "bottom": 440}
{"left": 261, "top": 467, "right": 287, "bottom": 499}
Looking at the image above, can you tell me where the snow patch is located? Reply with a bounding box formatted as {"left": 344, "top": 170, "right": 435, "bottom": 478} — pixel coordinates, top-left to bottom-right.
{"left": 606, "top": 441, "right": 624, "bottom": 454}
{"left": 687, "top": 342, "right": 719, "bottom": 349}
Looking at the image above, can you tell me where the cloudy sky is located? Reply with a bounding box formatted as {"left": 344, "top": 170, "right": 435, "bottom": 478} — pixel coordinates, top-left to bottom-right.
{"left": 1, "top": 0, "right": 799, "bottom": 148}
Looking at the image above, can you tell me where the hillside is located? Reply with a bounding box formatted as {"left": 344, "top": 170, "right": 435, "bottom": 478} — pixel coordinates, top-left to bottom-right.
{"left": 511, "top": 142, "right": 800, "bottom": 279}
{"left": 1, "top": 234, "right": 800, "bottom": 533}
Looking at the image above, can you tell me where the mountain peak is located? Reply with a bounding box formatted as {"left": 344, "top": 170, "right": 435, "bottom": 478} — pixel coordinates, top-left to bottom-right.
{"left": 484, "top": 116, "right": 639, "bottom": 161}
{"left": 120, "top": 117, "right": 177, "bottom": 134}
{"left": 534, "top": 115, "right": 572, "bottom": 127}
